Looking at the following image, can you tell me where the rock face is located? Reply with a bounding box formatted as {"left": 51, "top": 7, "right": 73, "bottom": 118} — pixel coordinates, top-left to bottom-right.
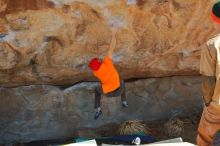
{"left": 0, "top": 76, "right": 203, "bottom": 143}
{"left": 0, "top": 0, "right": 217, "bottom": 86}
{"left": 0, "top": 0, "right": 214, "bottom": 144}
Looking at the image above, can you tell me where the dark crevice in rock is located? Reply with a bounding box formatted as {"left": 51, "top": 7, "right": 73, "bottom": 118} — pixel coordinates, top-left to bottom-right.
{"left": 55, "top": 80, "right": 93, "bottom": 90}
{"left": 30, "top": 55, "right": 36, "bottom": 65}
{"left": 90, "top": 8, "right": 101, "bottom": 19}
{"left": 43, "top": 36, "right": 64, "bottom": 47}
{"left": 75, "top": 23, "right": 87, "bottom": 37}
{"left": 56, "top": 84, "right": 76, "bottom": 90}
{"left": 136, "top": 0, "right": 148, "bottom": 7}
{"left": 125, "top": 75, "right": 177, "bottom": 82}
{"left": 62, "top": 5, "right": 71, "bottom": 13}
{"left": 0, "top": 75, "right": 200, "bottom": 88}
{"left": 3, "top": 0, "right": 55, "bottom": 14}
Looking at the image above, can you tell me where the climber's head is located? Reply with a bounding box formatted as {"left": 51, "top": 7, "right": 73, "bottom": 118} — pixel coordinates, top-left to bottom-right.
{"left": 89, "top": 58, "right": 102, "bottom": 71}
{"left": 211, "top": 2, "right": 220, "bottom": 24}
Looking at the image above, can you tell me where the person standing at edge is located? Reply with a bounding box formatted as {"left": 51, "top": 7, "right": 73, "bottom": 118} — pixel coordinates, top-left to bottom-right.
{"left": 197, "top": 2, "right": 220, "bottom": 146}
{"left": 89, "top": 27, "right": 128, "bottom": 120}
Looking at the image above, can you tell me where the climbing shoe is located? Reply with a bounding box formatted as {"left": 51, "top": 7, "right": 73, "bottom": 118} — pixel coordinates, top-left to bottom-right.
{"left": 94, "top": 110, "right": 102, "bottom": 120}
{"left": 122, "top": 101, "right": 128, "bottom": 108}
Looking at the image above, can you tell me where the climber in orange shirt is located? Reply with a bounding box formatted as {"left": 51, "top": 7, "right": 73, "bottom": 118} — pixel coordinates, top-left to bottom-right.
{"left": 89, "top": 27, "right": 128, "bottom": 120}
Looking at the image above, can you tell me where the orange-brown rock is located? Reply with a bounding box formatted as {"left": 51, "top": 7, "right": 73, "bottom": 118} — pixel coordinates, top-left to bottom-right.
{"left": 0, "top": 0, "right": 217, "bottom": 87}
{"left": 2, "top": 0, "right": 54, "bottom": 14}
{"left": 0, "top": 42, "right": 20, "bottom": 69}
{"left": 0, "top": 25, "right": 7, "bottom": 36}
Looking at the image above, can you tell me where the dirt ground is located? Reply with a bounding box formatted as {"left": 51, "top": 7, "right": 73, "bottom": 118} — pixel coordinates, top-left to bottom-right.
{"left": 12, "top": 114, "right": 201, "bottom": 146}
{"left": 147, "top": 116, "right": 200, "bottom": 144}
{"left": 95, "top": 115, "right": 200, "bottom": 145}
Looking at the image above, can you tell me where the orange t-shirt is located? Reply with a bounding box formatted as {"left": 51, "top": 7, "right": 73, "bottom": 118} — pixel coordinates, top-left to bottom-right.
{"left": 93, "top": 56, "right": 120, "bottom": 94}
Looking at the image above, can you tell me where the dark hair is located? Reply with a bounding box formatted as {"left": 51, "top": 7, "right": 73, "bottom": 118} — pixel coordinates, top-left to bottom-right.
{"left": 213, "top": 2, "right": 220, "bottom": 18}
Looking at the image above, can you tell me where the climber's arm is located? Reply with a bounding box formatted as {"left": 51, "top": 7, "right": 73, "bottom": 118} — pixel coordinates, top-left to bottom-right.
{"left": 107, "top": 27, "right": 117, "bottom": 59}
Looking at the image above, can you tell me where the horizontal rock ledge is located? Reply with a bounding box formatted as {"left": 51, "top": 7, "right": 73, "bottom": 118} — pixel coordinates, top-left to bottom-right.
{"left": 0, "top": 76, "right": 203, "bottom": 144}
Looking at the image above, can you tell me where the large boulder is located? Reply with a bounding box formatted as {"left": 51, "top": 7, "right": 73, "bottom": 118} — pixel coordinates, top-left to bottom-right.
{"left": 0, "top": 0, "right": 211, "bottom": 144}
{"left": 0, "top": 0, "right": 216, "bottom": 87}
